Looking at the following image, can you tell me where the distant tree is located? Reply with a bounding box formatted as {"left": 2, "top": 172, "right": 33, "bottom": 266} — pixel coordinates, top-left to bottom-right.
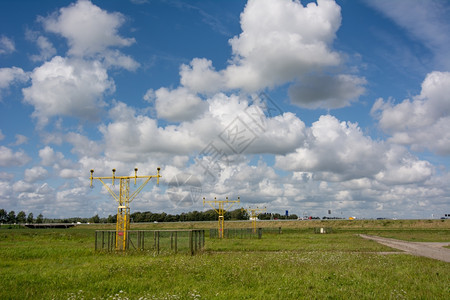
{"left": 230, "top": 208, "right": 247, "bottom": 220}
{"left": 90, "top": 214, "right": 100, "bottom": 223}
{"left": 288, "top": 214, "right": 298, "bottom": 220}
{"left": 36, "top": 213, "right": 44, "bottom": 224}
{"left": 258, "top": 213, "right": 271, "bottom": 220}
{"left": 27, "top": 212, "right": 34, "bottom": 223}
{"left": 16, "top": 211, "right": 26, "bottom": 223}
{"left": 7, "top": 211, "right": 16, "bottom": 224}
{"left": 107, "top": 214, "right": 116, "bottom": 223}
{"left": 0, "top": 209, "right": 7, "bottom": 223}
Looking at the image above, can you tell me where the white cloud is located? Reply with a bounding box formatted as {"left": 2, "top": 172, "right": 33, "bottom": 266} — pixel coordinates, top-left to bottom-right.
{"left": 39, "top": 146, "right": 65, "bottom": 167}
{"left": 223, "top": 0, "right": 342, "bottom": 91}
{"left": 0, "top": 36, "right": 15, "bottom": 55}
{"left": 13, "top": 180, "right": 36, "bottom": 193}
{"left": 17, "top": 183, "right": 55, "bottom": 212}
{"left": 26, "top": 31, "right": 57, "bottom": 62}
{"left": 0, "top": 146, "right": 31, "bottom": 167}
{"left": 175, "top": 0, "right": 365, "bottom": 109}
{"left": 102, "top": 50, "right": 139, "bottom": 71}
{"left": 144, "top": 86, "right": 208, "bottom": 122}
{"left": 22, "top": 56, "right": 114, "bottom": 127}
{"left": 100, "top": 93, "right": 308, "bottom": 162}
{"left": 11, "top": 134, "right": 28, "bottom": 146}
{"left": 42, "top": 0, "right": 135, "bottom": 58}
{"left": 289, "top": 74, "right": 367, "bottom": 109}
{"left": 24, "top": 166, "right": 49, "bottom": 183}
{"left": 176, "top": 0, "right": 344, "bottom": 94}
{"left": 65, "top": 132, "right": 103, "bottom": 158}
{"left": 374, "top": 146, "right": 433, "bottom": 185}
{"left": 0, "top": 67, "right": 29, "bottom": 99}
{"left": 372, "top": 71, "right": 450, "bottom": 155}
{"left": 275, "top": 115, "right": 385, "bottom": 181}
{"left": 179, "top": 58, "right": 225, "bottom": 94}
{"left": 100, "top": 102, "right": 205, "bottom": 161}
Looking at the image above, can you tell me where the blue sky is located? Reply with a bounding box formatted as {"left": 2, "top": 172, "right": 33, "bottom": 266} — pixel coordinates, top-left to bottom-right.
{"left": 1, "top": 0, "right": 449, "bottom": 219}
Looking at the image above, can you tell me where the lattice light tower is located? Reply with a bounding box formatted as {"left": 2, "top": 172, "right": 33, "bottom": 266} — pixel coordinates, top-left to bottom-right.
{"left": 90, "top": 167, "right": 161, "bottom": 250}
{"left": 245, "top": 207, "right": 267, "bottom": 233}
{"left": 203, "top": 196, "right": 240, "bottom": 238}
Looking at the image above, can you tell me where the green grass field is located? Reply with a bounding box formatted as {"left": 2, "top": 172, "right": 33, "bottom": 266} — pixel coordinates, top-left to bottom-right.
{"left": 0, "top": 219, "right": 449, "bottom": 299}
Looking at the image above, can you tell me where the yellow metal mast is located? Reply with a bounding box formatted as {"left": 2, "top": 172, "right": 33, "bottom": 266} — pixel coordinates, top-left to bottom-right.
{"left": 203, "top": 196, "right": 240, "bottom": 238}
{"left": 245, "top": 207, "right": 266, "bottom": 233}
{"left": 90, "top": 167, "right": 161, "bottom": 250}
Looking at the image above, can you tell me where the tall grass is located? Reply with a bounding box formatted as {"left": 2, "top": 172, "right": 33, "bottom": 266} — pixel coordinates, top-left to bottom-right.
{"left": 0, "top": 221, "right": 449, "bottom": 299}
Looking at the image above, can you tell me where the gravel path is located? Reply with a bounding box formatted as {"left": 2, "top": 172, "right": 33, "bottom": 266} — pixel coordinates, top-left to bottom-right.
{"left": 360, "top": 234, "right": 450, "bottom": 263}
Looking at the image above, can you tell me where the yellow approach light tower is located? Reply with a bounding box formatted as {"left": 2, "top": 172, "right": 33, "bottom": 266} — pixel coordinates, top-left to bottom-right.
{"left": 203, "top": 196, "right": 240, "bottom": 238}
{"left": 90, "top": 167, "right": 161, "bottom": 250}
{"left": 245, "top": 207, "right": 266, "bottom": 233}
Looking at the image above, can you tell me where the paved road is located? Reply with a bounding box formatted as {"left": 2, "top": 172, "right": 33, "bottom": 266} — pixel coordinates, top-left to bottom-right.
{"left": 360, "top": 234, "right": 450, "bottom": 263}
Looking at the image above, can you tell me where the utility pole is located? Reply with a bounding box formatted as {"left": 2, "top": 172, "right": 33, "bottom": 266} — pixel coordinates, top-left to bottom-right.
{"left": 203, "top": 196, "right": 240, "bottom": 238}
{"left": 90, "top": 167, "right": 161, "bottom": 250}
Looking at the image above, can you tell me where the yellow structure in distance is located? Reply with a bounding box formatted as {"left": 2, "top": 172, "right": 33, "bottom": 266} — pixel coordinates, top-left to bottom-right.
{"left": 90, "top": 167, "right": 161, "bottom": 250}
{"left": 203, "top": 196, "right": 240, "bottom": 238}
{"left": 245, "top": 207, "right": 267, "bottom": 233}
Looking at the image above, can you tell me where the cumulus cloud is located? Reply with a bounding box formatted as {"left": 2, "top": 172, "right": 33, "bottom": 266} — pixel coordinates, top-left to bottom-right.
{"left": 144, "top": 86, "right": 208, "bottom": 122}
{"left": 41, "top": 0, "right": 136, "bottom": 58}
{"left": 22, "top": 56, "right": 114, "bottom": 127}
{"left": 175, "top": 0, "right": 365, "bottom": 109}
{"left": 25, "top": 30, "right": 57, "bottom": 62}
{"left": 17, "top": 183, "right": 55, "bottom": 212}
{"left": 275, "top": 115, "right": 385, "bottom": 181}
{"left": 371, "top": 71, "right": 450, "bottom": 155}
{"left": 65, "top": 132, "right": 103, "bottom": 157}
{"left": 0, "top": 146, "right": 32, "bottom": 167}
{"left": 13, "top": 180, "right": 36, "bottom": 193}
{"left": 24, "top": 166, "right": 49, "bottom": 183}
{"left": 224, "top": 0, "right": 342, "bottom": 91}
{"left": 0, "top": 36, "right": 15, "bottom": 55}
{"left": 180, "top": 0, "right": 343, "bottom": 94}
{"left": 39, "top": 146, "right": 65, "bottom": 167}
{"left": 0, "top": 67, "right": 29, "bottom": 99}
{"left": 275, "top": 114, "right": 435, "bottom": 189}
{"left": 11, "top": 134, "right": 28, "bottom": 146}
{"left": 289, "top": 74, "right": 367, "bottom": 109}
{"left": 374, "top": 146, "right": 433, "bottom": 185}
{"left": 100, "top": 93, "right": 308, "bottom": 162}
{"left": 179, "top": 58, "right": 225, "bottom": 94}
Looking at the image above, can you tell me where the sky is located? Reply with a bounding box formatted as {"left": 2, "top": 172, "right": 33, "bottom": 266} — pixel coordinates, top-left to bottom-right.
{"left": 0, "top": 0, "right": 449, "bottom": 220}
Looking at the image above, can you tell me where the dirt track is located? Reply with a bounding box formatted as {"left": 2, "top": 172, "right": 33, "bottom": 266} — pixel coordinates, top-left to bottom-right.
{"left": 360, "top": 234, "right": 450, "bottom": 263}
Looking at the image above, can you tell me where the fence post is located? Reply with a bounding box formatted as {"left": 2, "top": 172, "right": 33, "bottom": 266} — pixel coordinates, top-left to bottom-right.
{"left": 170, "top": 231, "right": 173, "bottom": 250}
{"left": 175, "top": 231, "right": 178, "bottom": 254}
{"left": 157, "top": 231, "right": 160, "bottom": 254}
{"left": 258, "top": 228, "right": 262, "bottom": 239}
{"left": 137, "top": 231, "right": 141, "bottom": 249}
{"left": 202, "top": 230, "right": 205, "bottom": 249}
{"left": 189, "top": 230, "right": 193, "bottom": 255}
{"left": 95, "top": 231, "right": 98, "bottom": 251}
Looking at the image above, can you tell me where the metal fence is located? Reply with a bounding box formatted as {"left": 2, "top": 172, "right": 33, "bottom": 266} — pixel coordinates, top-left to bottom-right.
{"left": 209, "top": 227, "right": 283, "bottom": 239}
{"left": 209, "top": 228, "right": 261, "bottom": 239}
{"left": 95, "top": 230, "right": 205, "bottom": 255}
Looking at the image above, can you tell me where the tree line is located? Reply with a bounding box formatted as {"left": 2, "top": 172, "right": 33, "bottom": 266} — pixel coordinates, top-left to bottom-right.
{"left": 0, "top": 208, "right": 299, "bottom": 224}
